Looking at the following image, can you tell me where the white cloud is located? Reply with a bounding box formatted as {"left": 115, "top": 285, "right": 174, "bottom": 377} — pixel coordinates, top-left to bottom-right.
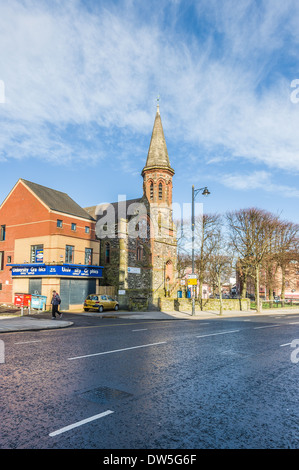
{"left": 0, "top": 0, "right": 298, "bottom": 175}
{"left": 221, "top": 170, "right": 299, "bottom": 198}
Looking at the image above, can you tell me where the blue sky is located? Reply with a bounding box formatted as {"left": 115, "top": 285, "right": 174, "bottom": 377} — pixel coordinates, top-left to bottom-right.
{"left": 0, "top": 0, "right": 299, "bottom": 223}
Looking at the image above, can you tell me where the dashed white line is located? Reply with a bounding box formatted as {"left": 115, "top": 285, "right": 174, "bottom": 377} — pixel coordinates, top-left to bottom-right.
{"left": 253, "top": 324, "right": 280, "bottom": 329}
{"left": 68, "top": 341, "right": 167, "bottom": 360}
{"left": 196, "top": 330, "right": 240, "bottom": 338}
{"left": 14, "top": 340, "right": 42, "bottom": 345}
{"left": 49, "top": 410, "right": 114, "bottom": 437}
{"left": 280, "top": 343, "right": 292, "bottom": 347}
{"left": 132, "top": 329, "right": 148, "bottom": 332}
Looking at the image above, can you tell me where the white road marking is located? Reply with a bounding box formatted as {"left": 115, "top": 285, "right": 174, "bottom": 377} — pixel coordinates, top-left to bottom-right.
{"left": 280, "top": 343, "right": 292, "bottom": 347}
{"left": 196, "top": 330, "right": 240, "bottom": 338}
{"left": 253, "top": 324, "right": 280, "bottom": 329}
{"left": 132, "top": 329, "right": 148, "bottom": 332}
{"left": 68, "top": 341, "right": 167, "bottom": 360}
{"left": 289, "top": 322, "right": 299, "bottom": 325}
{"left": 14, "top": 340, "right": 42, "bottom": 345}
{"left": 49, "top": 410, "right": 114, "bottom": 437}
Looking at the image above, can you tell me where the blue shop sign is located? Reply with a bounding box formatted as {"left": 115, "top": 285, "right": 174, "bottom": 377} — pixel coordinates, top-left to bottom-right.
{"left": 7, "top": 264, "right": 103, "bottom": 278}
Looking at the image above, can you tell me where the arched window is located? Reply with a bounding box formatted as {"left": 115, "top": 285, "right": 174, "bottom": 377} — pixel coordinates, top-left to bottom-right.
{"left": 105, "top": 242, "right": 110, "bottom": 264}
{"left": 137, "top": 245, "right": 143, "bottom": 261}
{"left": 150, "top": 182, "right": 154, "bottom": 200}
{"left": 159, "top": 182, "right": 163, "bottom": 200}
{"left": 165, "top": 259, "right": 173, "bottom": 284}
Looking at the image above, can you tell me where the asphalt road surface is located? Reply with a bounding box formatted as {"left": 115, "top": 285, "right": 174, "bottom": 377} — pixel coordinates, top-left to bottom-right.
{"left": 1, "top": 313, "right": 299, "bottom": 450}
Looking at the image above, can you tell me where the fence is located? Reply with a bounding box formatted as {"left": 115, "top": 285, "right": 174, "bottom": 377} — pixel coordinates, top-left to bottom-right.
{"left": 96, "top": 286, "right": 116, "bottom": 297}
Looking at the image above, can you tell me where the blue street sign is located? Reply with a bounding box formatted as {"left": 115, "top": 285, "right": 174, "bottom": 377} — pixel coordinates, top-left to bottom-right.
{"left": 7, "top": 264, "right": 103, "bottom": 278}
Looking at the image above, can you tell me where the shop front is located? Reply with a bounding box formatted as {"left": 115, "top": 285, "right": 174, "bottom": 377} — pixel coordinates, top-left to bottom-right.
{"left": 7, "top": 263, "right": 103, "bottom": 311}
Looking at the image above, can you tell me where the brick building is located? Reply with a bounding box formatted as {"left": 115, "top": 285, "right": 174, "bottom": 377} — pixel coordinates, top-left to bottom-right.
{"left": 0, "top": 179, "right": 101, "bottom": 310}
{"left": 85, "top": 104, "right": 178, "bottom": 310}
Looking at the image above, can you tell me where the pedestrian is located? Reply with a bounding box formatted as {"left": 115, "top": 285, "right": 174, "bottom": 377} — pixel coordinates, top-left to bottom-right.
{"left": 51, "top": 290, "right": 62, "bottom": 319}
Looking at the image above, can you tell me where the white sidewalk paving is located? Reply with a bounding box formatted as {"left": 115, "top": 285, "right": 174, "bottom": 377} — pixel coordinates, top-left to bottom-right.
{"left": 0, "top": 316, "right": 73, "bottom": 332}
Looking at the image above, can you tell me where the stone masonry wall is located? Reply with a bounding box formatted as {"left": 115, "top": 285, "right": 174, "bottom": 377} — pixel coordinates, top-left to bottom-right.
{"left": 159, "top": 298, "right": 251, "bottom": 312}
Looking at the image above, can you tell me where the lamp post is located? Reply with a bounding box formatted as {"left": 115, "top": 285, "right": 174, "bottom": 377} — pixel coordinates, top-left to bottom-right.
{"left": 191, "top": 185, "right": 210, "bottom": 316}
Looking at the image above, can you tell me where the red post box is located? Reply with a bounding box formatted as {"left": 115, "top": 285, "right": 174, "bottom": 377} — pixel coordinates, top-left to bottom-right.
{"left": 14, "top": 293, "right": 31, "bottom": 307}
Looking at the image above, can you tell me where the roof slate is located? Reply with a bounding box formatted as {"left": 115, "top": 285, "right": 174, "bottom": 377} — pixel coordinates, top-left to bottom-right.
{"left": 21, "top": 179, "right": 95, "bottom": 221}
{"left": 142, "top": 106, "right": 174, "bottom": 175}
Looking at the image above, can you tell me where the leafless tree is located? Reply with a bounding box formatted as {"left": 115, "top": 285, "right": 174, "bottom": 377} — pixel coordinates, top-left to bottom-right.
{"left": 193, "top": 213, "right": 222, "bottom": 309}
{"left": 205, "top": 220, "right": 234, "bottom": 315}
{"left": 226, "top": 208, "right": 278, "bottom": 312}
{"left": 273, "top": 220, "right": 299, "bottom": 302}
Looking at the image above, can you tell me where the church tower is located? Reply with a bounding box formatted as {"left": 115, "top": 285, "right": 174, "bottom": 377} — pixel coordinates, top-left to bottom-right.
{"left": 142, "top": 103, "right": 177, "bottom": 298}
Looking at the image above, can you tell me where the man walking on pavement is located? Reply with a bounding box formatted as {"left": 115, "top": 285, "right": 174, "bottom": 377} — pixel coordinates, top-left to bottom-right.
{"left": 51, "top": 290, "right": 62, "bottom": 319}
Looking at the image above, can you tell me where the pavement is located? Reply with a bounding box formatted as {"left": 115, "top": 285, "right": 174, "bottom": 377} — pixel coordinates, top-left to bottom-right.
{"left": 1, "top": 306, "right": 299, "bottom": 333}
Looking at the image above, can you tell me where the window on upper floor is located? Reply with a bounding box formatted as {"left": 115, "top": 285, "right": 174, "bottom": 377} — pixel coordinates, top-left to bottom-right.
{"left": 105, "top": 242, "right": 110, "bottom": 264}
{"left": 85, "top": 248, "right": 93, "bottom": 265}
{"left": 71, "top": 223, "right": 76, "bottom": 231}
{"left": 0, "top": 251, "right": 4, "bottom": 271}
{"left": 65, "top": 245, "right": 74, "bottom": 263}
{"left": 57, "top": 219, "right": 63, "bottom": 228}
{"left": 30, "top": 245, "right": 44, "bottom": 263}
{"left": 159, "top": 182, "right": 163, "bottom": 200}
{"left": 0, "top": 225, "right": 5, "bottom": 241}
{"left": 150, "top": 182, "right": 154, "bottom": 200}
{"left": 137, "top": 245, "right": 143, "bottom": 261}
{"left": 85, "top": 226, "right": 90, "bottom": 234}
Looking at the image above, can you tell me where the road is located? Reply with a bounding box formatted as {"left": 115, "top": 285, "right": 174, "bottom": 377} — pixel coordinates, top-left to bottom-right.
{"left": 1, "top": 312, "right": 299, "bottom": 450}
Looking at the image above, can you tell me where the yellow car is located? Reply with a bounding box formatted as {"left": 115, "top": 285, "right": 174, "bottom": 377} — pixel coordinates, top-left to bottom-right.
{"left": 84, "top": 294, "right": 119, "bottom": 313}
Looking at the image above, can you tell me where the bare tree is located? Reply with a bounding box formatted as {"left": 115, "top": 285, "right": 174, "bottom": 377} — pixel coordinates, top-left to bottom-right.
{"left": 193, "top": 213, "right": 222, "bottom": 309}
{"left": 274, "top": 220, "right": 299, "bottom": 302}
{"left": 226, "top": 208, "right": 278, "bottom": 313}
{"left": 206, "top": 220, "right": 234, "bottom": 315}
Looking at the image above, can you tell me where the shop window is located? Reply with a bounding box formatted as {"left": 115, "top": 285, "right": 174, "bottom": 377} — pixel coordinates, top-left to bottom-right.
{"left": 71, "top": 223, "right": 76, "bottom": 231}
{"left": 30, "top": 245, "right": 44, "bottom": 263}
{"left": 57, "top": 219, "right": 63, "bottom": 228}
{"left": 0, "top": 251, "right": 3, "bottom": 270}
{"left": 85, "top": 248, "right": 93, "bottom": 265}
{"left": 65, "top": 245, "right": 74, "bottom": 263}
{"left": 0, "top": 225, "right": 5, "bottom": 241}
{"left": 105, "top": 242, "right": 110, "bottom": 264}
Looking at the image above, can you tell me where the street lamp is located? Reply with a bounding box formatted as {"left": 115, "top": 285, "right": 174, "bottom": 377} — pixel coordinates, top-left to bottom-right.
{"left": 191, "top": 185, "right": 210, "bottom": 316}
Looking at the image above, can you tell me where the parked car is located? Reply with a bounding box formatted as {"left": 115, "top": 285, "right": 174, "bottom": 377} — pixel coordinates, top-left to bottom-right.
{"left": 84, "top": 294, "right": 119, "bottom": 313}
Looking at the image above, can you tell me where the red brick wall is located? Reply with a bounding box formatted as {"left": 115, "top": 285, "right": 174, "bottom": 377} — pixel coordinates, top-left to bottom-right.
{"left": 0, "top": 180, "right": 97, "bottom": 303}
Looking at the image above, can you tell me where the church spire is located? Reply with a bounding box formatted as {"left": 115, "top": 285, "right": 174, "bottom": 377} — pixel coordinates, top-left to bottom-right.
{"left": 142, "top": 103, "right": 174, "bottom": 177}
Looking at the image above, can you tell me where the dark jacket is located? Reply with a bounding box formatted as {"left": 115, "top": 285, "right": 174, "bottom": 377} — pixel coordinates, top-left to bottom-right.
{"left": 51, "top": 294, "right": 61, "bottom": 306}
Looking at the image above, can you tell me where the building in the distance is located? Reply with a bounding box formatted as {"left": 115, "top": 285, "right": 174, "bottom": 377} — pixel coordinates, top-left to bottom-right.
{"left": 0, "top": 179, "right": 102, "bottom": 310}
